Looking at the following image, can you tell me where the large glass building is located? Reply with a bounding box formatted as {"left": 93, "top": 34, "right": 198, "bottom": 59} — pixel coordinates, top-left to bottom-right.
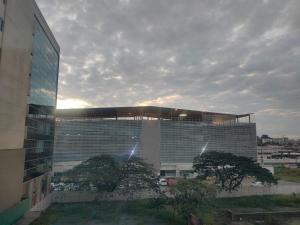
{"left": 54, "top": 106, "right": 257, "bottom": 176}
{"left": 0, "top": 0, "right": 59, "bottom": 222}
{"left": 24, "top": 16, "right": 59, "bottom": 182}
{"left": 23, "top": 4, "right": 60, "bottom": 210}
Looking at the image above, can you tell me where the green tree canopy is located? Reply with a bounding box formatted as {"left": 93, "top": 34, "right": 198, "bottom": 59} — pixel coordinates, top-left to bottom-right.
{"left": 169, "top": 179, "right": 216, "bottom": 219}
{"left": 119, "top": 156, "right": 160, "bottom": 195}
{"left": 62, "top": 154, "right": 159, "bottom": 194}
{"left": 193, "top": 151, "right": 277, "bottom": 192}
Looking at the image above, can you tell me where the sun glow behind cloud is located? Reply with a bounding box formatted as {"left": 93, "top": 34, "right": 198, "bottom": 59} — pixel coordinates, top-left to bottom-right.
{"left": 57, "top": 98, "right": 93, "bottom": 109}
{"left": 37, "top": 0, "right": 300, "bottom": 138}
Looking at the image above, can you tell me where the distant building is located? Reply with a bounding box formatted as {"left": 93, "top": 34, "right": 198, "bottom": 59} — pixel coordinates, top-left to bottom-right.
{"left": 260, "top": 135, "right": 290, "bottom": 146}
{"left": 54, "top": 106, "right": 257, "bottom": 177}
{"left": 0, "top": 0, "right": 59, "bottom": 223}
{"left": 272, "top": 137, "right": 289, "bottom": 145}
{"left": 261, "top": 135, "right": 273, "bottom": 145}
{"left": 258, "top": 145, "right": 300, "bottom": 168}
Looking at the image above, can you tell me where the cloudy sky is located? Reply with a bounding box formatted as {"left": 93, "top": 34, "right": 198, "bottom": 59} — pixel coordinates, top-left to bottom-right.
{"left": 36, "top": 0, "right": 300, "bottom": 138}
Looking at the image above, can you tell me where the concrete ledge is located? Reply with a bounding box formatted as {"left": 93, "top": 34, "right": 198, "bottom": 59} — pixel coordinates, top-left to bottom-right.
{"left": 51, "top": 191, "right": 157, "bottom": 203}
{"left": 218, "top": 181, "right": 300, "bottom": 197}
{"left": 227, "top": 208, "right": 300, "bottom": 221}
{"left": 0, "top": 199, "right": 29, "bottom": 225}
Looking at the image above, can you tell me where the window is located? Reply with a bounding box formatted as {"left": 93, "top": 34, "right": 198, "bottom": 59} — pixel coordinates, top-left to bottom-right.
{"left": 36, "top": 140, "right": 44, "bottom": 153}
{"left": 0, "top": 17, "right": 4, "bottom": 32}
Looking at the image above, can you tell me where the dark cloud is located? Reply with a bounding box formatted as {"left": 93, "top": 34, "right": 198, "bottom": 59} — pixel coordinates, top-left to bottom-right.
{"left": 36, "top": 0, "right": 300, "bottom": 138}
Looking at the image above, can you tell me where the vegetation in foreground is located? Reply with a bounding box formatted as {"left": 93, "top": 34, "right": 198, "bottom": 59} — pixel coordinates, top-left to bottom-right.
{"left": 30, "top": 194, "right": 300, "bottom": 225}
{"left": 56, "top": 154, "right": 160, "bottom": 195}
{"left": 275, "top": 167, "right": 300, "bottom": 183}
{"left": 30, "top": 201, "right": 184, "bottom": 225}
{"left": 48, "top": 152, "right": 282, "bottom": 224}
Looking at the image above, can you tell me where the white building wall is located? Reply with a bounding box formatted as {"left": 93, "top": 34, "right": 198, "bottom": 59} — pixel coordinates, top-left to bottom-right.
{"left": 0, "top": 0, "right": 34, "bottom": 212}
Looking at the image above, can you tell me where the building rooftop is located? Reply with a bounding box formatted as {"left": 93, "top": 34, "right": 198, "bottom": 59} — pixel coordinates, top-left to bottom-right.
{"left": 56, "top": 106, "right": 252, "bottom": 123}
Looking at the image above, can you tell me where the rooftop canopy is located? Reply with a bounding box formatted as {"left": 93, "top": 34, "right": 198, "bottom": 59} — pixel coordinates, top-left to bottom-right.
{"left": 56, "top": 106, "right": 252, "bottom": 123}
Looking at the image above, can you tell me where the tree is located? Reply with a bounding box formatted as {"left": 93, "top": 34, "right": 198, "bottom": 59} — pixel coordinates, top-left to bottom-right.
{"left": 147, "top": 194, "right": 168, "bottom": 212}
{"left": 169, "top": 179, "right": 216, "bottom": 219}
{"left": 62, "top": 154, "right": 160, "bottom": 194}
{"left": 193, "top": 151, "right": 277, "bottom": 192}
{"left": 63, "top": 155, "right": 122, "bottom": 192}
{"left": 119, "top": 157, "right": 160, "bottom": 195}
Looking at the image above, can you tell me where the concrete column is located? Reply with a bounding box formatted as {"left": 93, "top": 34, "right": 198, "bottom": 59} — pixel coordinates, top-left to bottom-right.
{"left": 139, "top": 120, "right": 161, "bottom": 171}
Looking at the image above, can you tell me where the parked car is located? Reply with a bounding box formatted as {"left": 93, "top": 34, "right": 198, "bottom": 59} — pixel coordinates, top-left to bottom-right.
{"left": 250, "top": 181, "right": 263, "bottom": 187}
{"left": 159, "top": 178, "right": 167, "bottom": 186}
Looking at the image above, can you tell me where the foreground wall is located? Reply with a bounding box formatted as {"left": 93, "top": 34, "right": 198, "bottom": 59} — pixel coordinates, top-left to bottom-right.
{"left": 0, "top": 0, "right": 34, "bottom": 213}
{"left": 0, "top": 1, "right": 60, "bottom": 223}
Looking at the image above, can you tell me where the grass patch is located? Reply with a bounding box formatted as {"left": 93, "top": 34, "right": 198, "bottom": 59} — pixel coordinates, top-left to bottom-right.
{"left": 30, "top": 200, "right": 183, "bottom": 225}
{"left": 215, "top": 194, "right": 300, "bottom": 209}
{"left": 30, "top": 195, "right": 300, "bottom": 225}
{"left": 123, "top": 200, "right": 184, "bottom": 225}
{"left": 275, "top": 167, "right": 300, "bottom": 183}
{"left": 31, "top": 202, "right": 130, "bottom": 225}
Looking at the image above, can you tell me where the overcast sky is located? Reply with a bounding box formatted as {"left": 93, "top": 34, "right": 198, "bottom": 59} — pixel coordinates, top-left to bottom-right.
{"left": 36, "top": 0, "right": 300, "bottom": 138}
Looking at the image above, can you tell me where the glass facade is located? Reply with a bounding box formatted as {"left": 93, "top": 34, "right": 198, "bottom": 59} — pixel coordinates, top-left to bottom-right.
{"left": 53, "top": 114, "right": 257, "bottom": 173}
{"left": 24, "top": 17, "right": 59, "bottom": 181}
{"left": 54, "top": 119, "right": 142, "bottom": 162}
{"left": 160, "top": 121, "right": 257, "bottom": 163}
{"left": 28, "top": 18, "right": 59, "bottom": 106}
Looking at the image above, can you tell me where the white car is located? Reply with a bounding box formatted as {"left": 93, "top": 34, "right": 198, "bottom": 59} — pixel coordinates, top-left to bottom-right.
{"left": 159, "top": 178, "right": 167, "bottom": 186}
{"left": 250, "top": 181, "right": 263, "bottom": 187}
